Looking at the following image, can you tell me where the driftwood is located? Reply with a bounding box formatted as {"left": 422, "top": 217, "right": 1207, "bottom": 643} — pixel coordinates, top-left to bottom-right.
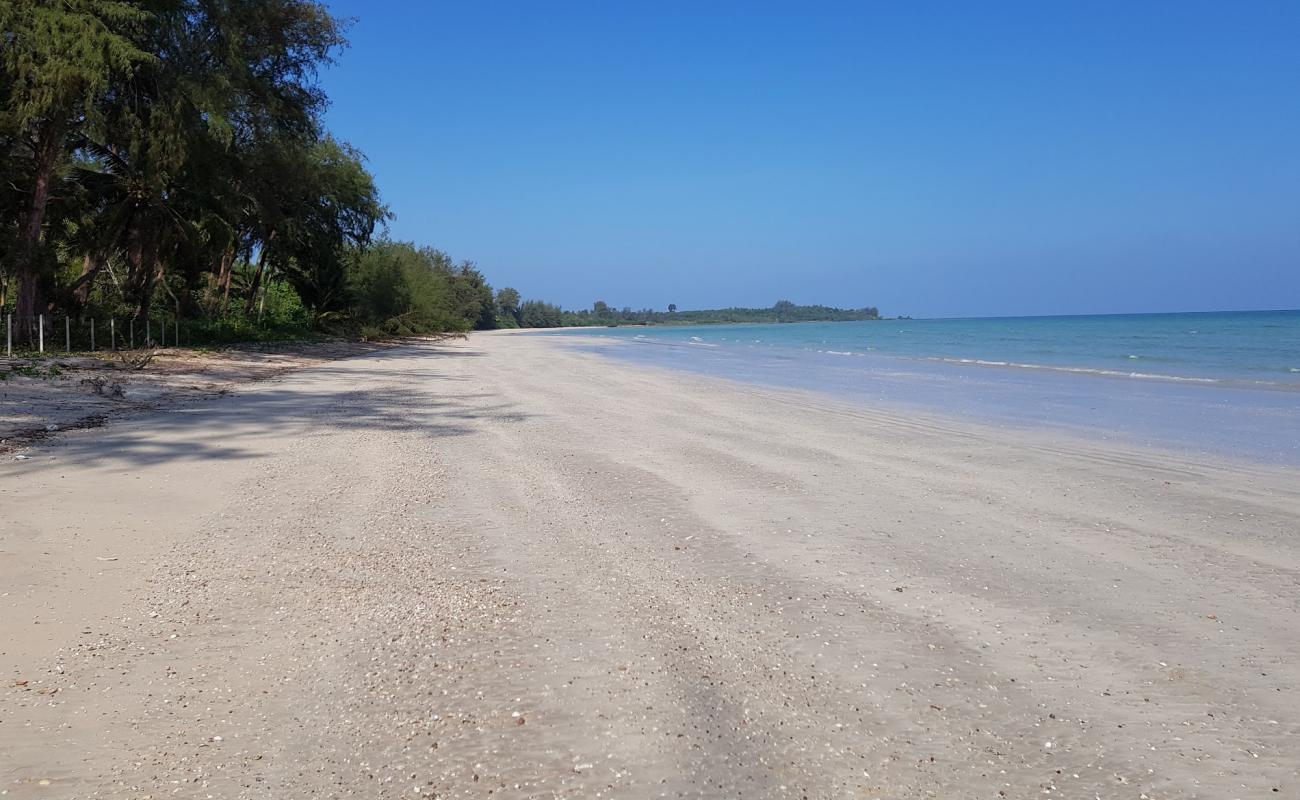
{"left": 116, "top": 349, "right": 156, "bottom": 370}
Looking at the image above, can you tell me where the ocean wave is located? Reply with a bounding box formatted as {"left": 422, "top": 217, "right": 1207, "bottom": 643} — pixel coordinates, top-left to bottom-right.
{"left": 612, "top": 333, "right": 1299, "bottom": 387}
{"left": 922, "top": 356, "right": 1223, "bottom": 383}
{"left": 625, "top": 337, "right": 700, "bottom": 350}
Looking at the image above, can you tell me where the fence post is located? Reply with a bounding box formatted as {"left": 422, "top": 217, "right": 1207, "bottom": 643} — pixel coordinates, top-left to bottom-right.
{"left": 146, "top": 319, "right": 151, "bottom": 347}
{"left": 90, "top": 318, "right": 96, "bottom": 351}
{"left": 66, "top": 316, "right": 71, "bottom": 351}
{"left": 39, "top": 314, "right": 44, "bottom": 353}
{"left": 159, "top": 317, "right": 165, "bottom": 347}
{"left": 175, "top": 318, "right": 179, "bottom": 348}
{"left": 111, "top": 318, "right": 116, "bottom": 350}
{"left": 130, "top": 318, "right": 135, "bottom": 348}
{"left": 5, "top": 314, "right": 10, "bottom": 357}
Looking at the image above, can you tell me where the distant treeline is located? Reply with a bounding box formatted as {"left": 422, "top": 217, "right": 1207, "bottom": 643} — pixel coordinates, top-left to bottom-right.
{"left": 496, "top": 299, "right": 881, "bottom": 329}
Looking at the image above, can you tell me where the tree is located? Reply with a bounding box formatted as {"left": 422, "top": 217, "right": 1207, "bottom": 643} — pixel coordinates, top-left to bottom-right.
{"left": 519, "top": 299, "right": 563, "bottom": 328}
{"left": 345, "top": 240, "right": 465, "bottom": 334}
{"left": 496, "top": 286, "right": 521, "bottom": 325}
{"left": 0, "top": 0, "right": 151, "bottom": 335}
{"left": 275, "top": 138, "right": 387, "bottom": 314}
{"left": 452, "top": 260, "right": 497, "bottom": 330}
{"left": 4, "top": 0, "right": 360, "bottom": 331}
{"left": 668, "top": 303, "right": 677, "bottom": 313}
{"left": 1, "top": 0, "right": 775, "bottom": 347}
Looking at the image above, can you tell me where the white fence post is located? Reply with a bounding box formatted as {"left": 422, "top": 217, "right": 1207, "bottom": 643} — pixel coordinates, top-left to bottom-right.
{"left": 39, "top": 314, "right": 44, "bottom": 353}
{"left": 5, "top": 314, "right": 10, "bottom": 357}
{"left": 111, "top": 318, "right": 116, "bottom": 350}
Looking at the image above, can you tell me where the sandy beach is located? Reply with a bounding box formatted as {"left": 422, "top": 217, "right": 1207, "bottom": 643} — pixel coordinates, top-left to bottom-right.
{"left": 2, "top": 332, "right": 1298, "bottom": 798}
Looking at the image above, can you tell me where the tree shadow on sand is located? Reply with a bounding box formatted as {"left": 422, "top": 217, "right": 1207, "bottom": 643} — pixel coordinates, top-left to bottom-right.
{"left": 10, "top": 347, "right": 528, "bottom": 471}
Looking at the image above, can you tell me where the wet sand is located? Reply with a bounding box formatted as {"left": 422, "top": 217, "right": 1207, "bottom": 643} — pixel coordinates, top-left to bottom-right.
{"left": 2, "top": 332, "right": 1297, "bottom": 797}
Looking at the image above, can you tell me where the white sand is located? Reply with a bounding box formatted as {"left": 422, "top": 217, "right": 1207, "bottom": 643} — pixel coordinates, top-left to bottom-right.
{"left": 1, "top": 333, "right": 1297, "bottom": 797}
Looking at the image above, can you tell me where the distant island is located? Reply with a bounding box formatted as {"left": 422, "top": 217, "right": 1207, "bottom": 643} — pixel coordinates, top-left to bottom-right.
{"left": 502, "top": 299, "right": 882, "bottom": 329}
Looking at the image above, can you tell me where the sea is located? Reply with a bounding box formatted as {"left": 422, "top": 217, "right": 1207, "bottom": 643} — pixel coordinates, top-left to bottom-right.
{"left": 543, "top": 310, "right": 1300, "bottom": 465}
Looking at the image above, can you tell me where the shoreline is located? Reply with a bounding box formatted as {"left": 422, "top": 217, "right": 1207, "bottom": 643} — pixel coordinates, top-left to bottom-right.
{"left": 543, "top": 329, "right": 1300, "bottom": 390}
{"left": 532, "top": 323, "right": 1300, "bottom": 391}
{"left": 548, "top": 332, "right": 1300, "bottom": 467}
{"left": 2, "top": 333, "right": 1297, "bottom": 797}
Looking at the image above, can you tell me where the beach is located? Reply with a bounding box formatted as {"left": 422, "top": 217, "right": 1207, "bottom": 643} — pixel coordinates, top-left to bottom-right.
{"left": 2, "top": 332, "right": 1298, "bottom": 797}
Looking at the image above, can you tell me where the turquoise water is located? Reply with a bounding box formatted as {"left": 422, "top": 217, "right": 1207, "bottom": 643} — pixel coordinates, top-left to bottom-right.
{"left": 544, "top": 310, "right": 1300, "bottom": 464}
{"left": 555, "top": 310, "right": 1300, "bottom": 386}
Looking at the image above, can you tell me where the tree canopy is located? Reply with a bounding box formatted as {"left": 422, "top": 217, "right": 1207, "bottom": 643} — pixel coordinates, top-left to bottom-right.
{"left": 0, "top": 0, "right": 499, "bottom": 343}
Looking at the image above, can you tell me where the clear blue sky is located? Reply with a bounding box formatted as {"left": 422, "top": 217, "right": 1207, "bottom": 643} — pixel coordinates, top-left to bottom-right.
{"left": 319, "top": 1, "right": 1300, "bottom": 318}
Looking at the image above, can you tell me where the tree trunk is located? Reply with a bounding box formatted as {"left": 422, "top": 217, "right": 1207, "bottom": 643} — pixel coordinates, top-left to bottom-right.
{"left": 71, "top": 253, "right": 107, "bottom": 308}
{"left": 216, "top": 244, "right": 236, "bottom": 315}
{"left": 135, "top": 258, "right": 162, "bottom": 337}
{"left": 160, "top": 261, "right": 182, "bottom": 316}
{"left": 128, "top": 228, "right": 160, "bottom": 330}
{"left": 13, "top": 120, "right": 64, "bottom": 340}
{"left": 244, "top": 231, "right": 274, "bottom": 315}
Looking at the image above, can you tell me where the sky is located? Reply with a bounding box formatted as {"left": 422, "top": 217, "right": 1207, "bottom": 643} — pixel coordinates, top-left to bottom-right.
{"left": 319, "top": 1, "right": 1300, "bottom": 318}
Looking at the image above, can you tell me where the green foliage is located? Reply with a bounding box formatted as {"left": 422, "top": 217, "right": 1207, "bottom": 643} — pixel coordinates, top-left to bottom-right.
{"left": 260, "top": 281, "right": 311, "bottom": 329}
{"left": 0, "top": 0, "right": 398, "bottom": 342}
{"left": 0, "top": 0, "right": 154, "bottom": 322}
{"left": 341, "top": 241, "right": 496, "bottom": 336}
{"left": 495, "top": 287, "right": 521, "bottom": 324}
{"left": 518, "top": 300, "right": 564, "bottom": 328}
{"left": 451, "top": 261, "right": 497, "bottom": 331}
{"left": 0, "top": 0, "right": 153, "bottom": 129}
{"left": 276, "top": 137, "right": 389, "bottom": 312}
{"left": 181, "top": 314, "right": 314, "bottom": 345}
